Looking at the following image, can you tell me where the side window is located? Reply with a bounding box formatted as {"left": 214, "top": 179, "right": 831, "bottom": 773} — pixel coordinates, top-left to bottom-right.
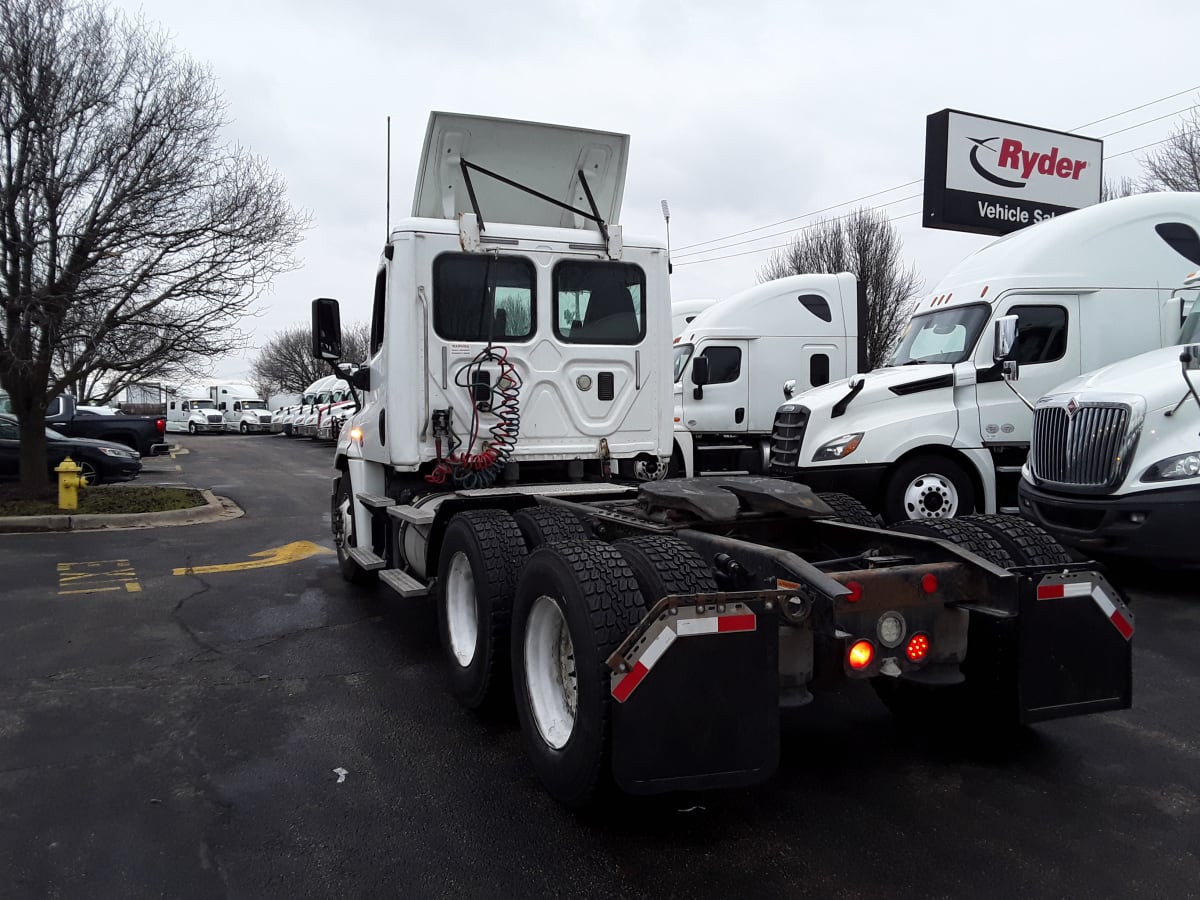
{"left": 554, "top": 261, "right": 646, "bottom": 345}
{"left": 701, "top": 346, "right": 741, "bottom": 384}
{"left": 0, "top": 420, "right": 17, "bottom": 439}
{"left": 433, "top": 254, "right": 535, "bottom": 342}
{"left": 810, "top": 353, "right": 830, "bottom": 386}
{"left": 46, "top": 397, "right": 62, "bottom": 416}
{"left": 370, "top": 268, "right": 386, "bottom": 356}
{"left": 799, "top": 294, "right": 832, "bottom": 323}
{"left": 234, "top": 402, "right": 241, "bottom": 412}
{"left": 1010, "top": 305, "right": 1068, "bottom": 364}
{"left": 172, "top": 401, "right": 179, "bottom": 411}
{"left": 1156, "top": 222, "right": 1200, "bottom": 266}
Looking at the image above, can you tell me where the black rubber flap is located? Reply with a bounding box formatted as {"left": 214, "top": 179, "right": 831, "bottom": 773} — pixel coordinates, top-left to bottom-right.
{"left": 1017, "top": 571, "right": 1133, "bottom": 723}
{"left": 611, "top": 601, "right": 779, "bottom": 794}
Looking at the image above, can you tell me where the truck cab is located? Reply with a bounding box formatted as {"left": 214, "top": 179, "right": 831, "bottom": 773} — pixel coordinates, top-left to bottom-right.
{"left": 672, "top": 273, "right": 865, "bottom": 477}
{"left": 769, "top": 192, "right": 1200, "bottom": 522}
{"left": 166, "top": 390, "right": 224, "bottom": 434}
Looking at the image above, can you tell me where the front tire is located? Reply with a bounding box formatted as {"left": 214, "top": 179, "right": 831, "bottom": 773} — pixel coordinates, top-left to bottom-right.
{"left": 885, "top": 455, "right": 976, "bottom": 522}
{"left": 331, "top": 474, "right": 374, "bottom": 584}
{"left": 240, "top": 422, "right": 248, "bottom": 434}
{"left": 511, "top": 541, "right": 646, "bottom": 807}
{"left": 436, "top": 510, "right": 527, "bottom": 709}
{"left": 187, "top": 422, "right": 197, "bottom": 435}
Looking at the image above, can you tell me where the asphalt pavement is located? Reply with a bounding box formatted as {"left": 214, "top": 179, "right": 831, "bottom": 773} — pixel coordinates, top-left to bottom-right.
{"left": 0, "top": 433, "right": 1197, "bottom": 899}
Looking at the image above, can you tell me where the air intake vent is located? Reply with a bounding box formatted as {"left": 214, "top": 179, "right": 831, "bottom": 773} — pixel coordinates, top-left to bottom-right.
{"left": 597, "top": 372, "right": 614, "bottom": 401}
{"left": 769, "top": 405, "right": 809, "bottom": 472}
{"left": 1030, "top": 402, "right": 1135, "bottom": 491}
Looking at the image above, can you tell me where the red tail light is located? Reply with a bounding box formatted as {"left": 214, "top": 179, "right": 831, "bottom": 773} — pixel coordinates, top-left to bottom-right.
{"left": 848, "top": 639, "right": 874, "bottom": 670}
{"left": 156, "top": 417, "right": 166, "bottom": 435}
{"left": 921, "top": 573, "right": 938, "bottom": 593}
{"left": 906, "top": 633, "right": 930, "bottom": 662}
{"left": 845, "top": 581, "right": 863, "bottom": 603}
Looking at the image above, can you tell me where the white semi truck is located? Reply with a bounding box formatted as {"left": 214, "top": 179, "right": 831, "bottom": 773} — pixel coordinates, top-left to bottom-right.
{"left": 165, "top": 388, "right": 225, "bottom": 434}
{"left": 314, "top": 111, "right": 1134, "bottom": 807}
{"left": 207, "top": 382, "right": 272, "bottom": 433}
{"left": 1017, "top": 275, "right": 1200, "bottom": 563}
{"left": 672, "top": 273, "right": 866, "bottom": 477}
{"left": 769, "top": 192, "right": 1200, "bottom": 522}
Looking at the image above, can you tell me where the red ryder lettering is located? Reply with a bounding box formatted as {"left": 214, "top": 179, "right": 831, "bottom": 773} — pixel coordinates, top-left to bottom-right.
{"left": 997, "top": 139, "right": 1087, "bottom": 181}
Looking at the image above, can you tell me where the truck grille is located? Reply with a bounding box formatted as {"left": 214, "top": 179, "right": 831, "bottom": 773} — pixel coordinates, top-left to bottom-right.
{"left": 769, "top": 404, "right": 809, "bottom": 472}
{"left": 207, "top": 415, "right": 223, "bottom": 424}
{"left": 260, "top": 415, "right": 271, "bottom": 424}
{"left": 1030, "top": 402, "right": 1134, "bottom": 491}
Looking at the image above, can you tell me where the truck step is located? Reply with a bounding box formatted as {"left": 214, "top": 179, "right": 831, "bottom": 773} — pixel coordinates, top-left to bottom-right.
{"left": 388, "top": 504, "right": 436, "bottom": 525}
{"left": 356, "top": 492, "right": 395, "bottom": 509}
{"left": 380, "top": 568, "right": 430, "bottom": 598}
{"left": 995, "top": 466, "right": 1024, "bottom": 474}
{"left": 697, "top": 443, "right": 754, "bottom": 452}
{"left": 347, "top": 547, "right": 387, "bottom": 570}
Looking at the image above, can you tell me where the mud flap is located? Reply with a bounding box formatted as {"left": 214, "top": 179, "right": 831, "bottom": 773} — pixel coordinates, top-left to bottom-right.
{"left": 608, "top": 598, "right": 779, "bottom": 794}
{"left": 1017, "top": 569, "right": 1133, "bottom": 723}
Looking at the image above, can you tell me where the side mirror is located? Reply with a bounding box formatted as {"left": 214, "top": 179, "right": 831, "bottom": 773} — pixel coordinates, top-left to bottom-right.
{"left": 783, "top": 378, "right": 797, "bottom": 400}
{"left": 1182, "top": 344, "right": 1200, "bottom": 371}
{"left": 993, "top": 315, "right": 1019, "bottom": 363}
{"left": 312, "top": 297, "right": 343, "bottom": 361}
{"left": 691, "top": 354, "right": 709, "bottom": 400}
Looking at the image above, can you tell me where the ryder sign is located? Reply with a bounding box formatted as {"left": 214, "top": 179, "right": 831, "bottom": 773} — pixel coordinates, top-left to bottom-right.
{"left": 923, "top": 109, "right": 1102, "bottom": 236}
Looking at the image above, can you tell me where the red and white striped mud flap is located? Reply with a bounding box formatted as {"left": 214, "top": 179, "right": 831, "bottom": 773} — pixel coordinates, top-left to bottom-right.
{"left": 1037, "top": 574, "right": 1134, "bottom": 641}
{"left": 610, "top": 603, "right": 757, "bottom": 703}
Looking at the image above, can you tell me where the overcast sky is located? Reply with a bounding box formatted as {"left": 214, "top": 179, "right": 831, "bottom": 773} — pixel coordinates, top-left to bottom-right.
{"left": 115, "top": 0, "right": 1196, "bottom": 381}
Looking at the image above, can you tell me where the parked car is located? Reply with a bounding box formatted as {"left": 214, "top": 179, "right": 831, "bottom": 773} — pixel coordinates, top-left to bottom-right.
{"left": 0, "top": 414, "right": 142, "bottom": 484}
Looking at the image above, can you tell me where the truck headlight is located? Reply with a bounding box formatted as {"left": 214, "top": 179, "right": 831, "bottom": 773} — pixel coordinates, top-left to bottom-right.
{"left": 1142, "top": 452, "right": 1200, "bottom": 481}
{"left": 812, "top": 432, "right": 864, "bottom": 462}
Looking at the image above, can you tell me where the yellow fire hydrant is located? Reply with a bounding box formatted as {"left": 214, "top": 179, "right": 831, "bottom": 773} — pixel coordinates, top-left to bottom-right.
{"left": 55, "top": 456, "right": 86, "bottom": 510}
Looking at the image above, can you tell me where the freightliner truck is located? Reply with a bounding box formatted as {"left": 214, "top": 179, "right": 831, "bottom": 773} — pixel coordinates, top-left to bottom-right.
{"left": 314, "top": 112, "right": 1134, "bottom": 807}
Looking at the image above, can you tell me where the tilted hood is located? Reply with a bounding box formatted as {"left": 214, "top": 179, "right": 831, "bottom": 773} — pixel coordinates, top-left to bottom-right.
{"left": 790, "top": 365, "right": 957, "bottom": 413}
{"left": 411, "top": 112, "right": 629, "bottom": 229}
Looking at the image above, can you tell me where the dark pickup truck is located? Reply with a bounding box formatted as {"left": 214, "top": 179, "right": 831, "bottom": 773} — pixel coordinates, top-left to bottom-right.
{"left": 45, "top": 395, "right": 169, "bottom": 457}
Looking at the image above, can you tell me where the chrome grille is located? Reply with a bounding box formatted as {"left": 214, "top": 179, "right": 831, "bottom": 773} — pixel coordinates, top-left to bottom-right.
{"left": 207, "top": 414, "right": 224, "bottom": 424}
{"left": 1030, "top": 403, "right": 1132, "bottom": 490}
{"left": 769, "top": 405, "right": 809, "bottom": 472}
{"left": 260, "top": 415, "right": 272, "bottom": 425}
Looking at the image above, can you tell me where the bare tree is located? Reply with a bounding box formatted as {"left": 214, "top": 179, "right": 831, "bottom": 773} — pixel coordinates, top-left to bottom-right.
{"left": 1101, "top": 175, "right": 1140, "bottom": 201}
{"left": 759, "top": 207, "right": 921, "bottom": 369}
{"left": 0, "top": 0, "right": 307, "bottom": 491}
{"left": 1141, "top": 102, "right": 1200, "bottom": 192}
{"left": 250, "top": 322, "right": 369, "bottom": 395}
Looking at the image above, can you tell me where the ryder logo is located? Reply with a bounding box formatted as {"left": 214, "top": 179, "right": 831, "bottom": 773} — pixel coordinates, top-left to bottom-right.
{"left": 967, "top": 136, "right": 1089, "bottom": 189}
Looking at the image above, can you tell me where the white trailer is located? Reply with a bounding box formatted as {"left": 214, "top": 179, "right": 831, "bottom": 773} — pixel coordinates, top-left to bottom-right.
{"left": 769, "top": 192, "right": 1200, "bottom": 522}
{"left": 312, "top": 111, "right": 1134, "bottom": 807}
{"left": 672, "top": 273, "right": 866, "bottom": 477}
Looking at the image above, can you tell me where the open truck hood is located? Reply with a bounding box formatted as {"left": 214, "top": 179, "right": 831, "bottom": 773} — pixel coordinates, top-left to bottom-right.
{"left": 411, "top": 112, "right": 629, "bottom": 229}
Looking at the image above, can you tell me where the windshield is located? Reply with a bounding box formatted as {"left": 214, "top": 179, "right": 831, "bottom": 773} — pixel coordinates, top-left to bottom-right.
{"left": 241, "top": 400, "right": 267, "bottom": 410}
{"left": 890, "top": 304, "right": 992, "bottom": 366}
{"left": 188, "top": 399, "right": 210, "bottom": 408}
{"left": 673, "top": 344, "right": 693, "bottom": 383}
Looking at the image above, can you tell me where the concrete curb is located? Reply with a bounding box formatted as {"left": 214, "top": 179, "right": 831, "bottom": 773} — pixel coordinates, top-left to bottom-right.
{"left": 0, "top": 489, "right": 244, "bottom": 534}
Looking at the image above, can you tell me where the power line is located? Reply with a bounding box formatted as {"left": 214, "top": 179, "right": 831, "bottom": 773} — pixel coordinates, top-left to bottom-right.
{"left": 673, "top": 85, "right": 1200, "bottom": 262}
{"left": 675, "top": 128, "right": 1196, "bottom": 270}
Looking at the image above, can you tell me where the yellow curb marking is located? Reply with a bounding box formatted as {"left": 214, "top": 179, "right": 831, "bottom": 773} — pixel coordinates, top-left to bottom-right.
{"left": 57, "top": 560, "right": 142, "bottom": 595}
{"left": 172, "top": 540, "right": 333, "bottom": 576}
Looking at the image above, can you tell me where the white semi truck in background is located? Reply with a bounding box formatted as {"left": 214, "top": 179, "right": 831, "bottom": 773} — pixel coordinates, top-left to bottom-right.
{"left": 671, "top": 273, "right": 867, "bottom": 477}
{"left": 769, "top": 192, "right": 1200, "bottom": 522}
{"left": 165, "top": 388, "right": 225, "bottom": 434}
{"left": 1017, "top": 274, "right": 1200, "bottom": 563}
{"left": 311, "top": 111, "right": 1134, "bottom": 807}
{"left": 207, "top": 383, "right": 272, "bottom": 433}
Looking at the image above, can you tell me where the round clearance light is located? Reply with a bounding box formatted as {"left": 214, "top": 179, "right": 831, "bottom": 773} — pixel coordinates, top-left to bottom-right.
{"left": 845, "top": 581, "right": 863, "bottom": 603}
{"left": 906, "top": 633, "right": 930, "bottom": 663}
{"left": 921, "top": 573, "right": 938, "bottom": 594}
{"left": 576, "top": 375, "right": 593, "bottom": 391}
{"left": 877, "top": 612, "right": 906, "bottom": 648}
{"left": 848, "top": 639, "right": 875, "bottom": 670}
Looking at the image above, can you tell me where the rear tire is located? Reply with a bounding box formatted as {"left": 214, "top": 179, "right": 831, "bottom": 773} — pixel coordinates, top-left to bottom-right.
{"left": 613, "top": 535, "right": 716, "bottom": 605}
{"left": 888, "top": 517, "right": 1016, "bottom": 568}
{"left": 513, "top": 506, "right": 587, "bottom": 549}
{"left": 816, "top": 491, "right": 879, "bottom": 527}
{"left": 511, "top": 541, "right": 646, "bottom": 808}
{"left": 436, "top": 510, "right": 527, "bottom": 710}
{"left": 959, "top": 514, "right": 1073, "bottom": 567}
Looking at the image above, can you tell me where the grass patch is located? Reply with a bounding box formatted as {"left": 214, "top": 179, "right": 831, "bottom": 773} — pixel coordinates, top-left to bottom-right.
{"left": 0, "top": 485, "right": 207, "bottom": 517}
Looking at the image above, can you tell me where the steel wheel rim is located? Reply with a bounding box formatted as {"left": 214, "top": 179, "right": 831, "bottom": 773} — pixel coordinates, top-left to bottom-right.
{"left": 904, "top": 473, "right": 958, "bottom": 519}
{"left": 445, "top": 551, "right": 478, "bottom": 667}
{"left": 524, "top": 595, "right": 577, "bottom": 750}
{"left": 79, "top": 461, "right": 98, "bottom": 485}
{"left": 335, "top": 491, "right": 353, "bottom": 552}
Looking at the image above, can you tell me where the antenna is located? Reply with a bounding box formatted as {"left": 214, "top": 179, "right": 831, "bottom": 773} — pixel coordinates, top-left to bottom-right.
{"left": 386, "top": 115, "right": 391, "bottom": 239}
{"left": 661, "top": 199, "right": 672, "bottom": 274}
